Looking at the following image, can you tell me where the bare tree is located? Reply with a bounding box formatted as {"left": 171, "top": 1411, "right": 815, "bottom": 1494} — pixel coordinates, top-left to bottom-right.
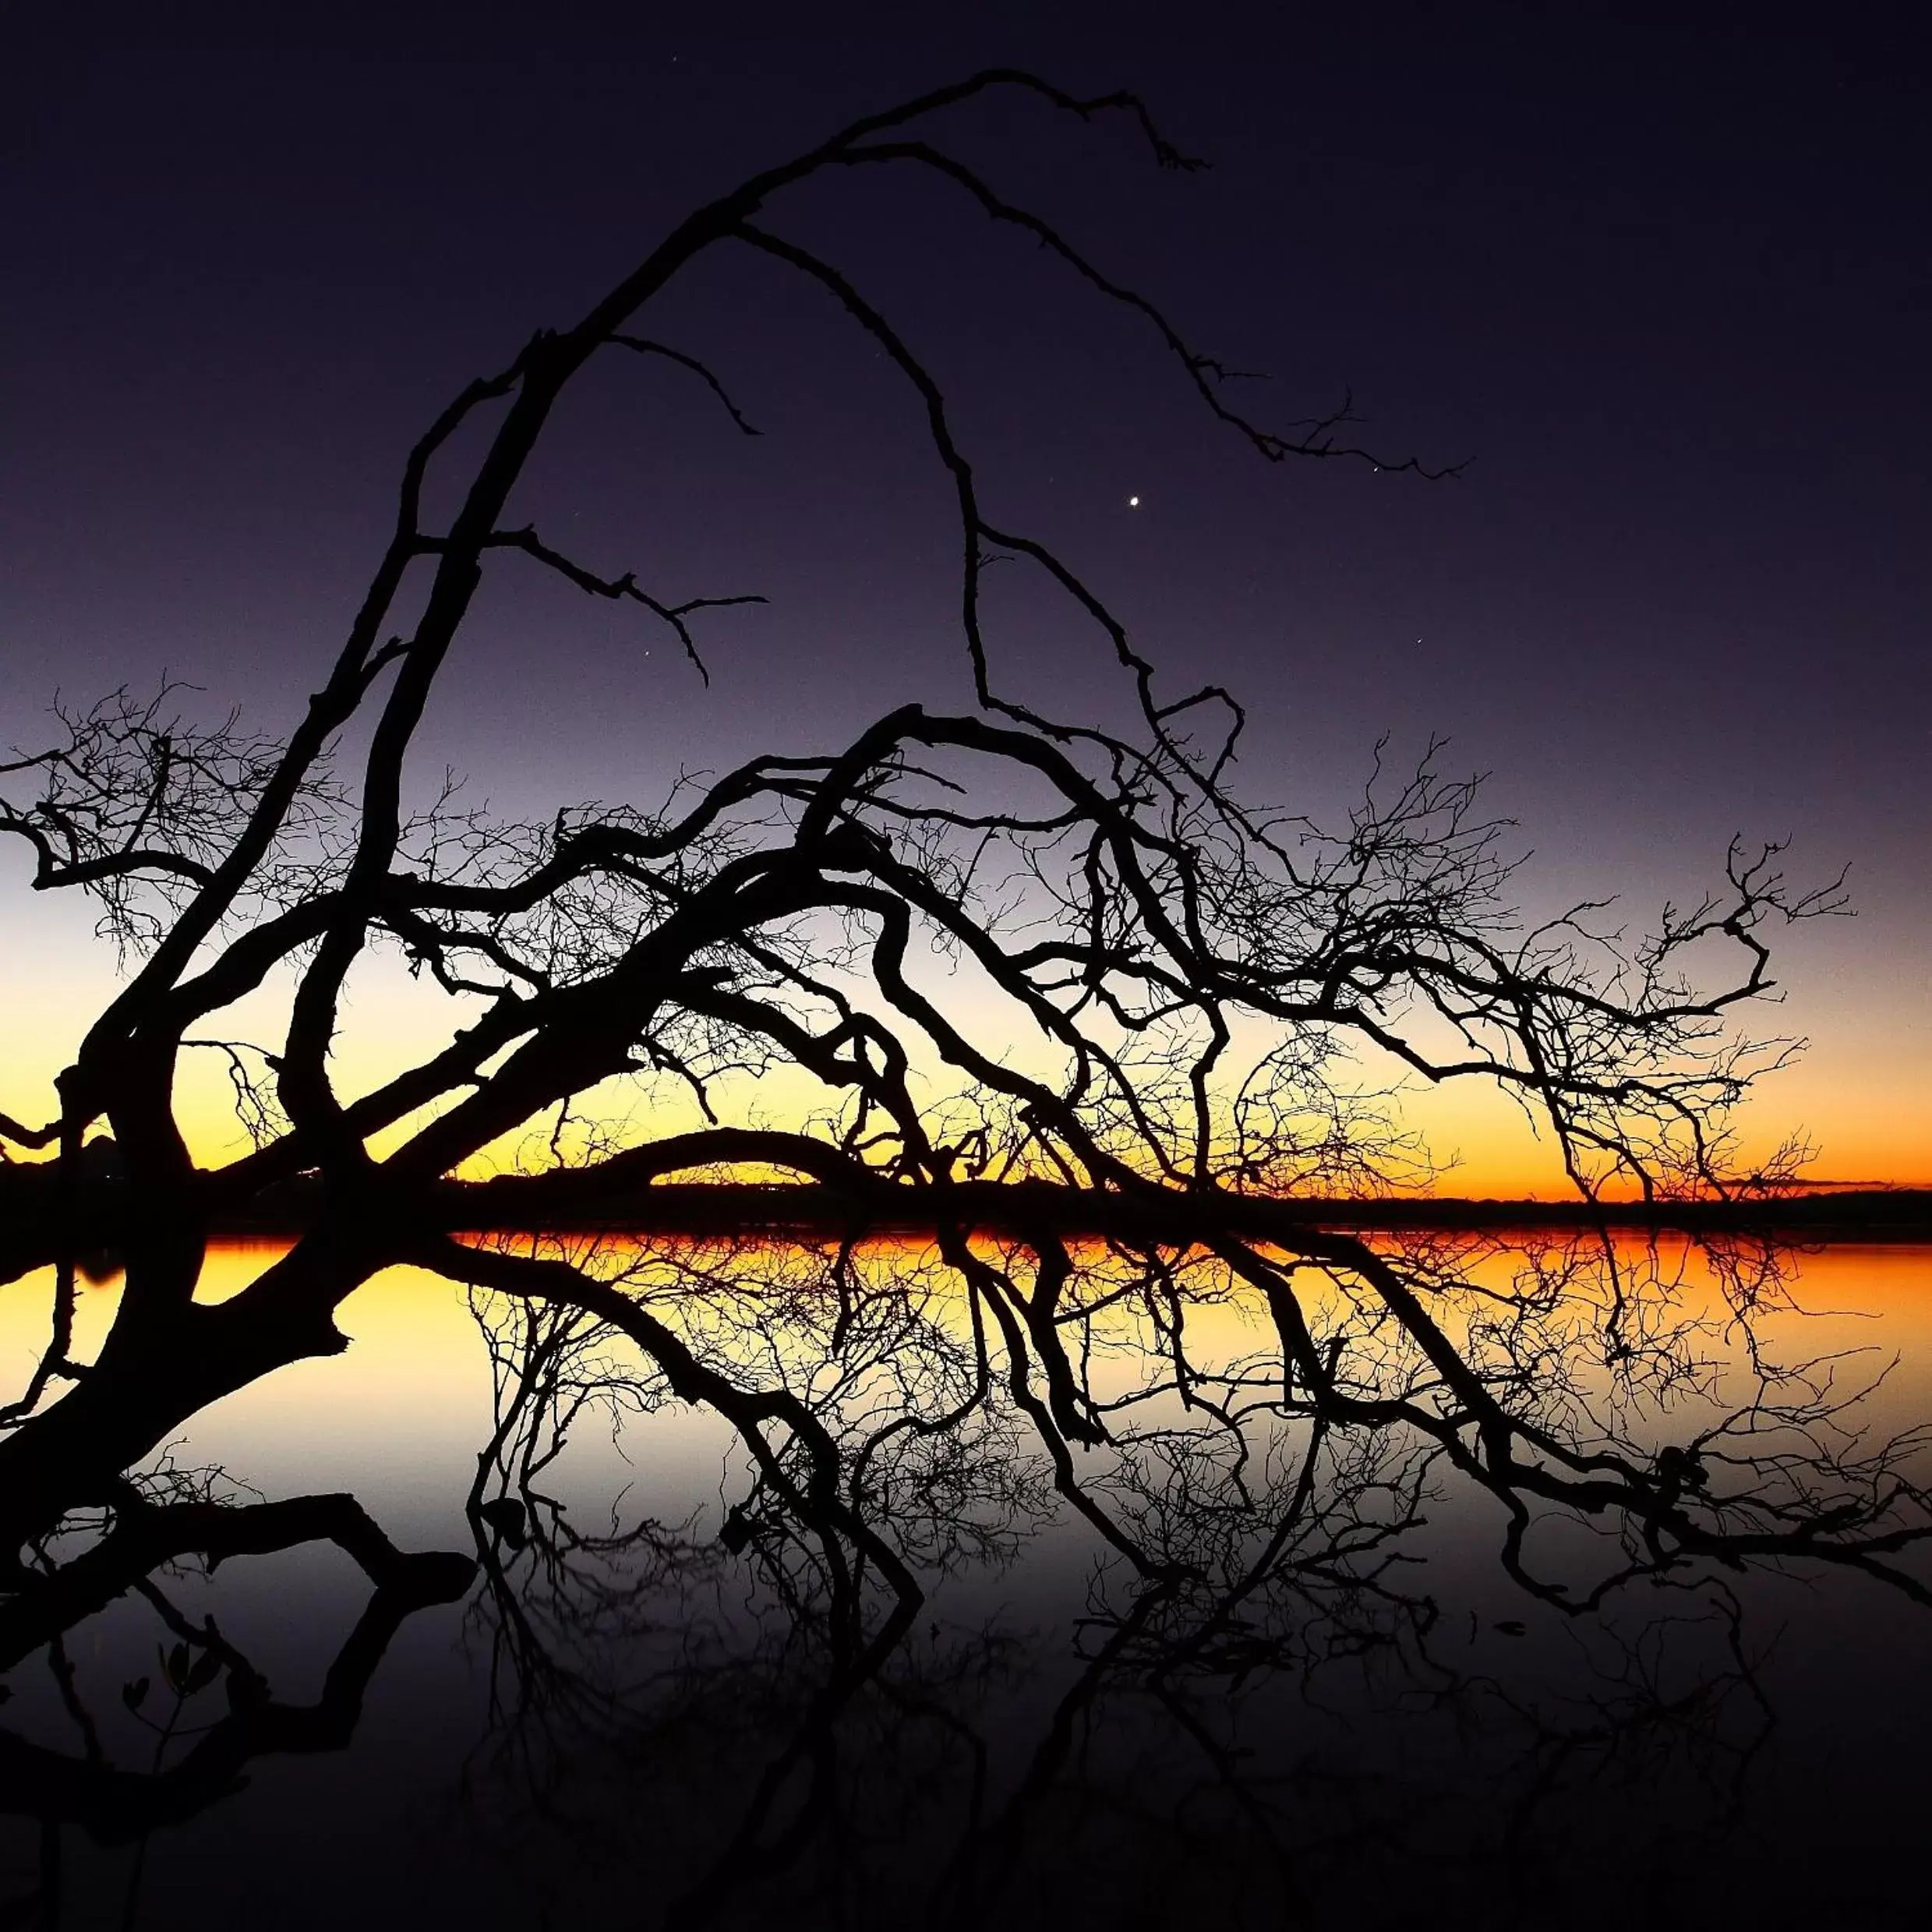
{"left": 0, "top": 68, "right": 1919, "bottom": 1734}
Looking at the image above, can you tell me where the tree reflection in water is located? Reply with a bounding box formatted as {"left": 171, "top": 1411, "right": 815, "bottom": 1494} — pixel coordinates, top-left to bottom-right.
{"left": 454, "top": 1238, "right": 1780, "bottom": 1930}
{"left": 0, "top": 1228, "right": 1927, "bottom": 1923}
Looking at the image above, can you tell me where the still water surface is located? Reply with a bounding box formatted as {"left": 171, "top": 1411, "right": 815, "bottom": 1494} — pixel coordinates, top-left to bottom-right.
{"left": 4, "top": 1237, "right": 1930, "bottom": 1930}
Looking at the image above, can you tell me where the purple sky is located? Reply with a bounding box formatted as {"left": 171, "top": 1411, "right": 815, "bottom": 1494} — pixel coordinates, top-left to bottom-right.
{"left": 4, "top": 2, "right": 1928, "bottom": 1178}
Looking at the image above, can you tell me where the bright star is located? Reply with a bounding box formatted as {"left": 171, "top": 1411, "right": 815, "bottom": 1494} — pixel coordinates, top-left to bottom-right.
{"left": 1128, "top": 494, "right": 1140, "bottom": 507}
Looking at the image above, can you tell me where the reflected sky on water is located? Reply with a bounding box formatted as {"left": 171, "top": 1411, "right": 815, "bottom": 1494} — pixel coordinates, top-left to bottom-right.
{"left": 4, "top": 1235, "right": 1931, "bottom": 1930}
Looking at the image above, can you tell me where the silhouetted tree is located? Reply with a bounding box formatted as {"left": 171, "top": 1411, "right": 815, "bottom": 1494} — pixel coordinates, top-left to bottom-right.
{"left": 0, "top": 79, "right": 1923, "bottom": 1888}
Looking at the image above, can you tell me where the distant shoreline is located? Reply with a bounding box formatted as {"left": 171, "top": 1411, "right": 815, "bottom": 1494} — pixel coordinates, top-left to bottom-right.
{"left": 6, "top": 1172, "right": 1930, "bottom": 1270}
{"left": 317, "top": 1178, "right": 1932, "bottom": 1244}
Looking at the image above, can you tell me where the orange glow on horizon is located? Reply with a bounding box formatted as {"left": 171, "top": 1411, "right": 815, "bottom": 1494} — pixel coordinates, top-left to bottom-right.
{"left": 3, "top": 898, "right": 1928, "bottom": 1199}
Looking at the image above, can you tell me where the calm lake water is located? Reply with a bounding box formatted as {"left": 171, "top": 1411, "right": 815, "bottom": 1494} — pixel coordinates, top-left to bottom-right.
{"left": 4, "top": 1235, "right": 1930, "bottom": 1930}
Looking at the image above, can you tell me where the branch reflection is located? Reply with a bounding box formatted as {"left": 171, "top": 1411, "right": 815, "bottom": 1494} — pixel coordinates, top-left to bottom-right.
{"left": 443, "top": 1224, "right": 1913, "bottom": 1927}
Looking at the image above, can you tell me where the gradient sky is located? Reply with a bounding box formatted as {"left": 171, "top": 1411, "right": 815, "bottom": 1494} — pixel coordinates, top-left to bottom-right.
{"left": 3, "top": 2, "right": 1927, "bottom": 1191}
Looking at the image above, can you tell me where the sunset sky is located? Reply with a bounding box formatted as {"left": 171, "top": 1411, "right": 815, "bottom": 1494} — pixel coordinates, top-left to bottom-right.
{"left": 3, "top": 4, "right": 1927, "bottom": 1195}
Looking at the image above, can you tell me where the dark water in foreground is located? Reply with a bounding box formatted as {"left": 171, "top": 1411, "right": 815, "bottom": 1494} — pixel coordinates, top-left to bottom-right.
{"left": 3, "top": 1238, "right": 1930, "bottom": 1930}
